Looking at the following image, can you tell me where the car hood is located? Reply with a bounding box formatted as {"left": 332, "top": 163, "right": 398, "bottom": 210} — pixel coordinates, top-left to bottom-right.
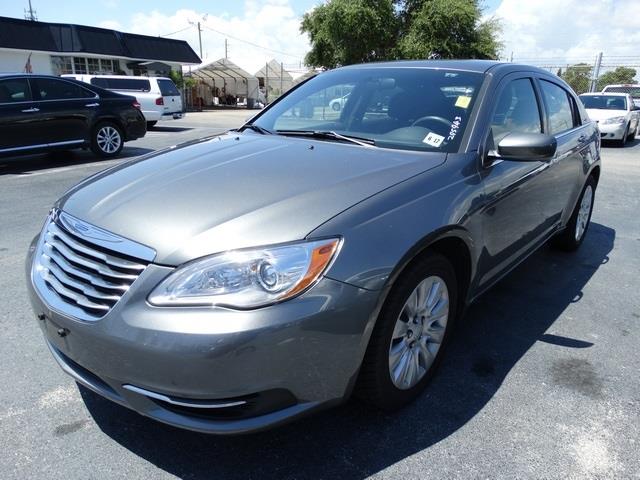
{"left": 59, "top": 133, "right": 446, "bottom": 265}
{"left": 586, "top": 108, "right": 627, "bottom": 121}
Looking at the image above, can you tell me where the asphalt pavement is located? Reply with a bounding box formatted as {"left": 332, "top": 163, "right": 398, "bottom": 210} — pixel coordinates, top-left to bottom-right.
{"left": 1, "top": 115, "right": 638, "bottom": 480}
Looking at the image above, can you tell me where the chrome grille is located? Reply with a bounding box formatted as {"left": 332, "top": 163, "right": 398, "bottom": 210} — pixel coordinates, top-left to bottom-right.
{"left": 33, "top": 211, "right": 152, "bottom": 321}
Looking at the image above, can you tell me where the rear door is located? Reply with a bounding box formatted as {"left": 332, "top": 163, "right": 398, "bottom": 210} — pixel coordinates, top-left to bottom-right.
{"left": 31, "top": 77, "right": 98, "bottom": 145}
{"left": 535, "top": 77, "right": 588, "bottom": 225}
{"left": 157, "top": 78, "right": 183, "bottom": 116}
{"left": 0, "top": 77, "right": 43, "bottom": 152}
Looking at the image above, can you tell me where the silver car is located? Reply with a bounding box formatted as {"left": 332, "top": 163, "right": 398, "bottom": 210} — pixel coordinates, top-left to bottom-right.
{"left": 27, "top": 60, "right": 601, "bottom": 434}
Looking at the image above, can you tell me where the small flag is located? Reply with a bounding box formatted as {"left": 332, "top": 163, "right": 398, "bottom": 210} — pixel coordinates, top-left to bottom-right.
{"left": 24, "top": 53, "right": 33, "bottom": 73}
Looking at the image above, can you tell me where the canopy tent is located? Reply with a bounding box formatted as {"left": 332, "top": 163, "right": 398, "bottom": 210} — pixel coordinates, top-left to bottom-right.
{"left": 292, "top": 69, "right": 320, "bottom": 86}
{"left": 186, "top": 58, "right": 259, "bottom": 108}
{"left": 254, "top": 59, "right": 294, "bottom": 102}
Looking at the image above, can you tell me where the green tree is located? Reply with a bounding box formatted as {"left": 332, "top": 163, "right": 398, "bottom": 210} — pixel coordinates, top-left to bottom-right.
{"left": 300, "top": 0, "right": 501, "bottom": 69}
{"left": 399, "top": 0, "right": 502, "bottom": 60}
{"left": 561, "top": 63, "right": 592, "bottom": 94}
{"left": 596, "top": 66, "right": 637, "bottom": 91}
{"left": 300, "top": 0, "right": 398, "bottom": 69}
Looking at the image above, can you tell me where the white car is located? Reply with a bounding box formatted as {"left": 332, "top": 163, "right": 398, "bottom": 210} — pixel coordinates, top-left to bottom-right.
{"left": 579, "top": 92, "right": 640, "bottom": 146}
{"left": 329, "top": 93, "right": 350, "bottom": 111}
{"left": 62, "top": 75, "right": 184, "bottom": 128}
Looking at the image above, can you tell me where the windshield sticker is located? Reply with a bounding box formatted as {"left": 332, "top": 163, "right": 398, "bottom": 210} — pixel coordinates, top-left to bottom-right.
{"left": 447, "top": 116, "right": 463, "bottom": 141}
{"left": 455, "top": 96, "right": 472, "bottom": 109}
{"left": 423, "top": 132, "right": 445, "bottom": 147}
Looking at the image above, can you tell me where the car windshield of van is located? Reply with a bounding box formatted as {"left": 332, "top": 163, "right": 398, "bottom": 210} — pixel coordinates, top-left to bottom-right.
{"left": 580, "top": 95, "right": 627, "bottom": 110}
{"left": 251, "top": 68, "right": 485, "bottom": 153}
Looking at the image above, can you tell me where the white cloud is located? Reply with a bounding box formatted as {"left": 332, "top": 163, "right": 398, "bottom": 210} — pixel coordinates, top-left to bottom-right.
{"left": 103, "top": 1, "right": 316, "bottom": 75}
{"left": 494, "top": 0, "right": 640, "bottom": 75}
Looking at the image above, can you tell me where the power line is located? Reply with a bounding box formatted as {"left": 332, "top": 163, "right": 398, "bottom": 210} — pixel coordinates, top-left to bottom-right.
{"left": 200, "top": 23, "right": 304, "bottom": 60}
{"left": 158, "top": 25, "right": 193, "bottom": 38}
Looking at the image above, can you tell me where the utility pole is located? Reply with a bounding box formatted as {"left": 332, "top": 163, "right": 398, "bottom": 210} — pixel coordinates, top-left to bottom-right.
{"left": 590, "top": 51, "right": 603, "bottom": 93}
{"left": 265, "top": 61, "right": 269, "bottom": 104}
{"left": 509, "top": 51, "right": 513, "bottom": 63}
{"left": 197, "top": 22, "right": 203, "bottom": 61}
{"left": 24, "top": 0, "right": 37, "bottom": 21}
{"left": 280, "top": 62, "right": 283, "bottom": 97}
{"left": 224, "top": 39, "right": 228, "bottom": 59}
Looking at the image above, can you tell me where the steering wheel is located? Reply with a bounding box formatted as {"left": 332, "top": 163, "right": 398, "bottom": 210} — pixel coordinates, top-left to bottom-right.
{"left": 411, "top": 115, "right": 451, "bottom": 129}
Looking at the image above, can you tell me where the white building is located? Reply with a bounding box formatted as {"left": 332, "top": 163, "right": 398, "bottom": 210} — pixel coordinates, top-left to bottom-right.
{"left": 0, "top": 15, "right": 200, "bottom": 76}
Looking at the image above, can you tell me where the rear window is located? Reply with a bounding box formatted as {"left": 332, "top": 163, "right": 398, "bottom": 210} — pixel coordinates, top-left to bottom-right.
{"left": 157, "top": 79, "right": 180, "bottom": 96}
{"left": 91, "top": 78, "right": 151, "bottom": 92}
{"left": 580, "top": 95, "right": 627, "bottom": 110}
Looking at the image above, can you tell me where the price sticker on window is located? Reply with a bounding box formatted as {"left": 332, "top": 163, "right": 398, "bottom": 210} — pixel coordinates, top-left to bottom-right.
{"left": 422, "top": 132, "right": 445, "bottom": 147}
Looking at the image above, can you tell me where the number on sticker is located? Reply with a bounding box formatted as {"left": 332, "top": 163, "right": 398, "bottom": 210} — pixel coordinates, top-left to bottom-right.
{"left": 448, "top": 116, "right": 463, "bottom": 141}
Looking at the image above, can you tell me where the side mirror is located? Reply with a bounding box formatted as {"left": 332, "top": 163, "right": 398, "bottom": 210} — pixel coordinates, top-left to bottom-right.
{"left": 491, "top": 132, "right": 557, "bottom": 162}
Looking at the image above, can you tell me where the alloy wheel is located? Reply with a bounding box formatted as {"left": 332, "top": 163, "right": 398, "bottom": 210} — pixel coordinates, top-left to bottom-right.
{"left": 96, "top": 126, "right": 122, "bottom": 154}
{"left": 388, "top": 275, "right": 449, "bottom": 390}
{"left": 575, "top": 185, "right": 593, "bottom": 241}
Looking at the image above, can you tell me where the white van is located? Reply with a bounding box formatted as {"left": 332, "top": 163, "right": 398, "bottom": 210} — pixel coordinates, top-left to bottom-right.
{"left": 62, "top": 75, "right": 184, "bottom": 128}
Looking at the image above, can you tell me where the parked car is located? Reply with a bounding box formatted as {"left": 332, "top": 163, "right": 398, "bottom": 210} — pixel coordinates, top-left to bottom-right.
{"left": 63, "top": 74, "right": 184, "bottom": 129}
{"left": 579, "top": 92, "right": 640, "bottom": 146}
{"left": 601, "top": 84, "right": 640, "bottom": 109}
{"left": 0, "top": 74, "right": 146, "bottom": 158}
{"left": 27, "top": 60, "right": 600, "bottom": 434}
{"left": 329, "top": 92, "right": 350, "bottom": 111}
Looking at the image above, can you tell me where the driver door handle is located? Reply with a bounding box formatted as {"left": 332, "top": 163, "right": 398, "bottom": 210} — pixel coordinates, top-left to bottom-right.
{"left": 21, "top": 107, "right": 40, "bottom": 113}
{"left": 85, "top": 103, "right": 100, "bottom": 107}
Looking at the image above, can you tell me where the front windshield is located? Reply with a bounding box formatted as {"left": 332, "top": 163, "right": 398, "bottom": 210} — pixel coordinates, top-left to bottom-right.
{"left": 253, "top": 67, "right": 485, "bottom": 153}
{"left": 579, "top": 95, "right": 627, "bottom": 110}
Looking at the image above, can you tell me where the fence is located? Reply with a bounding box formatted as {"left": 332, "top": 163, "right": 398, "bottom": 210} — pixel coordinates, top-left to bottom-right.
{"left": 511, "top": 54, "right": 640, "bottom": 95}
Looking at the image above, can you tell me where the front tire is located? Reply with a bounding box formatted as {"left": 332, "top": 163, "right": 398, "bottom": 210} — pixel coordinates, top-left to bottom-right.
{"left": 91, "top": 122, "right": 123, "bottom": 158}
{"left": 146, "top": 121, "right": 157, "bottom": 129}
{"left": 551, "top": 175, "right": 596, "bottom": 251}
{"left": 355, "top": 252, "right": 458, "bottom": 410}
{"left": 618, "top": 125, "right": 629, "bottom": 147}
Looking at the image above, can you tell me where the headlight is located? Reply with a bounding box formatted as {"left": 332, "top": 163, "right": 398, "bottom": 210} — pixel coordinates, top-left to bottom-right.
{"left": 148, "top": 238, "right": 341, "bottom": 309}
{"left": 602, "top": 116, "right": 626, "bottom": 125}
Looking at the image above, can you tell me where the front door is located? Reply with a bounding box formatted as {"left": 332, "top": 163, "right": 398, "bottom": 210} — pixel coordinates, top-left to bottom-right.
{"left": 0, "top": 77, "right": 44, "bottom": 153}
{"left": 476, "top": 75, "right": 557, "bottom": 289}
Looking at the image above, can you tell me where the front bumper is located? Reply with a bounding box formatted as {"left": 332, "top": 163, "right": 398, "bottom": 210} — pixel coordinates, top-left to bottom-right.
{"left": 27, "top": 244, "right": 379, "bottom": 434}
{"left": 598, "top": 122, "right": 627, "bottom": 140}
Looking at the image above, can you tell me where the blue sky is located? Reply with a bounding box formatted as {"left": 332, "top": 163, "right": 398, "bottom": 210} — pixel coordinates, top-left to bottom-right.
{"left": 4, "top": 1, "right": 502, "bottom": 27}
{"left": 3, "top": 0, "right": 637, "bottom": 77}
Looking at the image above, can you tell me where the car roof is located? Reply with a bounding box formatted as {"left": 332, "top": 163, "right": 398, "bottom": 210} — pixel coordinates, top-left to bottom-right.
{"left": 337, "top": 59, "right": 552, "bottom": 76}
{"left": 580, "top": 92, "right": 628, "bottom": 96}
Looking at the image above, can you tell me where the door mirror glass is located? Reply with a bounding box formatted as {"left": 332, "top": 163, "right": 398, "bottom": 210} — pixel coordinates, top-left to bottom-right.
{"left": 494, "top": 132, "right": 557, "bottom": 161}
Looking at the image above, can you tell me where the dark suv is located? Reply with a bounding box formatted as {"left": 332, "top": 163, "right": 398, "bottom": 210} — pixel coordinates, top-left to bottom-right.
{"left": 0, "top": 74, "right": 146, "bottom": 158}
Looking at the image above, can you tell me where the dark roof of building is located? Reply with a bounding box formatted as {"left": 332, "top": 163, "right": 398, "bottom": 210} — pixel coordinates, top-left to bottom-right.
{"left": 0, "top": 16, "right": 201, "bottom": 64}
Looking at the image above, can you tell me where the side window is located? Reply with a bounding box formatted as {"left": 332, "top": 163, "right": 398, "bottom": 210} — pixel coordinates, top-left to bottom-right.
{"left": 34, "top": 78, "right": 95, "bottom": 101}
{"left": 539, "top": 80, "right": 574, "bottom": 134}
{"left": 0, "top": 78, "right": 32, "bottom": 103}
{"left": 491, "top": 78, "right": 542, "bottom": 143}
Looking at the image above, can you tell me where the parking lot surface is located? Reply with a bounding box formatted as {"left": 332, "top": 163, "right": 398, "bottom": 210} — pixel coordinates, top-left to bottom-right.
{"left": 1, "top": 113, "right": 638, "bottom": 479}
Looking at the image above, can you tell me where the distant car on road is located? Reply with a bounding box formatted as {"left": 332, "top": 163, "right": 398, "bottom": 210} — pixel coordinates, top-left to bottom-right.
{"left": 601, "top": 84, "right": 640, "bottom": 109}
{"left": 63, "top": 74, "right": 184, "bottom": 129}
{"left": 579, "top": 92, "right": 639, "bottom": 146}
{"left": 27, "top": 60, "right": 601, "bottom": 434}
{"left": 329, "top": 92, "right": 350, "bottom": 111}
{"left": 0, "top": 74, "right": 146, "bottom": 158}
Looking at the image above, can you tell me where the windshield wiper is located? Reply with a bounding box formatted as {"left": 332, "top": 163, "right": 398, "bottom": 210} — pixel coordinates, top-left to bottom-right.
{"left": 236, "top": 124, "right": 274, "bottom": 135}
{"left": 276, "top": 130, "right": 376, "bottom": 147}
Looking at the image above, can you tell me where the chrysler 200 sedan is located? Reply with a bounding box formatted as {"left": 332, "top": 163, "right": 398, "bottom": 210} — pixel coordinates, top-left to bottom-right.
{"left": 27, "top": 60, "right": 600, "bottom": 434}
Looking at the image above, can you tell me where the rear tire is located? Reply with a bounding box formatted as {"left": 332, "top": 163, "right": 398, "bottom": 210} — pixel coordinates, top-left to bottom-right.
{"left": 146, "top": 121, "right": 157, "bottom": 129}
{"left": 355, "top": 252, "right": 458, "bottom": 411}
{"left": 90, "top": 122, "right": 123, "bottom": 158}
{"left": 551, "top": 175, "right": 596, "bottom": 251}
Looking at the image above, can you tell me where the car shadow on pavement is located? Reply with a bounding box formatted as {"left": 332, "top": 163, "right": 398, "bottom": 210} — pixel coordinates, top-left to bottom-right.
{"left": 147, "top": 126, "right": 194, "bottom": 133}
{"left": 0, "top": 147, "right": 154, "bottom": 176}
{"left": 80, "top": 222, "right": 615, "bottom": 480}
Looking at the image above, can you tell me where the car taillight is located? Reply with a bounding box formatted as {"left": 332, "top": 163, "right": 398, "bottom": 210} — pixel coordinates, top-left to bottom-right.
{"left": 155, "top": 97, "right": 164, "bottom": 105}
{"left": 132, "top": 101, "right": 141, "bottom": 109}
